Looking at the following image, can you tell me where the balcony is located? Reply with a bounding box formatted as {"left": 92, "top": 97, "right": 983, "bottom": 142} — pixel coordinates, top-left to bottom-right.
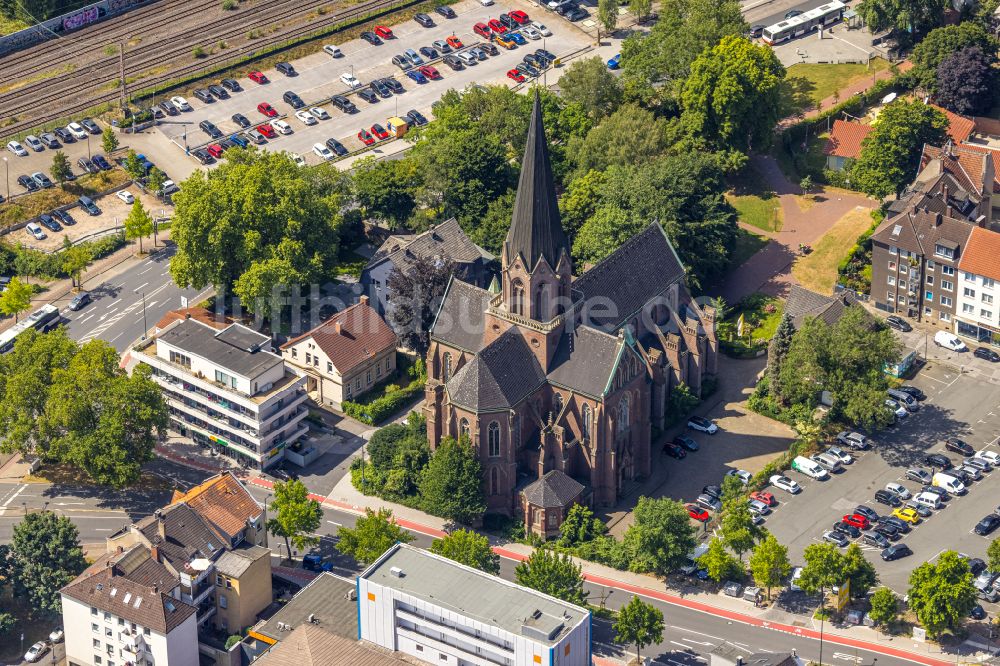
{"left": 120, "top": 629, "right": 145, "bottom": 653}
{"left": 196, "top": 598, "right": 217, "bottom": 625}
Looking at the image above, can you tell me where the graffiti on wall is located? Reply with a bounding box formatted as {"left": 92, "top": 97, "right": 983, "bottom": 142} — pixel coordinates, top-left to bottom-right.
{"left": 0, "top": 0, "right": 153, "bottom": 56}
{"left": 62, "top": 5, "right": 101, "bottom": 31}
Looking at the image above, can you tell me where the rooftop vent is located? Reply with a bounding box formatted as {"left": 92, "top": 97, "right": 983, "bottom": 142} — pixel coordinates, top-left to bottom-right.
{"left": 389, "top": 566, "right": 405, "bottom": 578}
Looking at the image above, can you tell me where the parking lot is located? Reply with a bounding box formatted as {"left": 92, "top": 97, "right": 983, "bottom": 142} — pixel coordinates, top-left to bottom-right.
{"left": 3, "top": 125, "right": 112, "bottom": 200}
{"left": 153, "top": 0, "right": 593, "bottom": 166}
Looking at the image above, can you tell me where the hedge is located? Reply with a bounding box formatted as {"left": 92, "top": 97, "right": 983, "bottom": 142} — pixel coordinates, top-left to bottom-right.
{"left": 342, "top": 357, "right": 426, "bottom": 425}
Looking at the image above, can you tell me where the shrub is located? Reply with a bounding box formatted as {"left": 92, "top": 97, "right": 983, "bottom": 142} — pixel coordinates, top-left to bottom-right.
{"left": 193, "top": 46, "right": 207, "bottom": 58}
{"left": 342, "top": 357, "right": 427, "bottom": 425}
{"left": 222, "top": 0, "right": 237, "bottom": 8}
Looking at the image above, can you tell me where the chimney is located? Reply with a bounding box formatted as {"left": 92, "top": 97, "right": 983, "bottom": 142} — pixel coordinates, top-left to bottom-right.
{"left": 334, "top": 321, "right": 343, "bottom": 335}
{"left": 155, "top": 509, "right": 166, "bottom": 540}
{"left": 150, "top": 545, "right": 159, "bottom": 563}
{"left": 359, "top": 295, "right": 369, "bottom": 306}
{"left": 935, "top": 212, "right": 943, "bottom": 226}
{"left": 185, "top": 313, "right": 191, "bottom": 319}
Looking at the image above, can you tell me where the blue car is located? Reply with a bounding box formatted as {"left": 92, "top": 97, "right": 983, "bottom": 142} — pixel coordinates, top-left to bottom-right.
{"left": 607, "top": 53, "right": 621, "bottom": 69}
{"left": 509, "top": 31, "right": 527, "bottom": 45}
{"left": 229, "top": 134, "right": 250, "bottom": 148}
{"left": 406, "top": 69, "right": 428, "bottom": 84}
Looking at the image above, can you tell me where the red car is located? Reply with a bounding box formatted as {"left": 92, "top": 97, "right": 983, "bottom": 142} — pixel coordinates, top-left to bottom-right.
{"left": 509, "top": 9, "right": 530, "bottom": 23}
{"left": 488, "top": 18, "right": 506, "bottom": 33}
{"left": 374, "top": 25, "right": 393, "bottom": 39}
{"left": 685, "top": 503, "right": 710, "bottom": 522}
{"left": 257, "top": 123, "right": 276, "bottom": 138}
{"left": 206, "top": 144, "right": 224, "bottom": 158}
{"left": 358, "top": 128, "right": 375, "bottom": 145}
{"left": 370, "top": 123, "right": 389, "bottom": 140}
{"left": 750, "top": 491, "right": 776, "bottom": 506}
{"left": 507, "top": 68, "right": 525, "bottom": 82}
{"left": 418, "top": 65, "right": 441, "bottom": 80}
{"left": 248, "top": 71, "right": 268, "bottom": 84}
{"left": 257, "top": 102, "right": 277, "bottom": 117}
{"left": 446, "top": 35, "right": 464, "bottom": 49}
{"left": 473, "top": 22, "right": 491, "bottom": 39}
{"left": 842, "top": 513, "right": 870, "bottom": 530}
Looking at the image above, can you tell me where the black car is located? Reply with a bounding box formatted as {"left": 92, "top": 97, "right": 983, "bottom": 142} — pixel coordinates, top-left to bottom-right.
{"left": 925, "top": 453, "right": 953, "bottom": 470}
{"left": 80, "top": 117, "right": 101, "bottom": 134}
{"left": 325, "top": 138, "right": 348, "bottom": 156}
{"left": 414, "top": 12, "right": 434, "bottom": 27}
{"left": 862, "top": 531, "right": 890, "bottom": 549}
{"left": 536, "top": 47, "right": 556, "bottom": 61}
{"left": 520, "top": 62, "right": 540, "bottom": 77}
{"left": 357, "top": 88, "right": 378, "bottom": 103}
{"left": 158, "top": 100, "right": 179, "bottom": 116}
{"left": 873, "top": 523, "right": 900, "bottom": 540}
{"left": 946, "top": 438, "right": 975, "bottom": 456}
{"left": 37, "top": 213, "right": 61, "bottom": 232}
{"left": 921, "top": 485, "right": 950, "bottom": 499}
{"left": 406, "top": 109, "right": 428, "bottom": 126}
{"left": 673, "top": 435, "right": 699, "bottom": 452}
{"left": 68, "top": 291, "right": 91, "bottom": 311}
{"left": 970, "top": 558, "right": 988, "bottom": 575}
{"left": 434, "top": 5, "right": 456, "bottom": 18}
{"left": 370, "top": 79, "right": 391, "bottom": 98}
{"left": 975, "top": 347, "right": 1000, "bottom": 362}
{"left": 555, "top": 2, "right": 577, "bottom": 14}
{"left": 881, "top": 516, "right": 910, "bottom": 533}
{"left": 232, "top": 113, "right": 251, "bottom": 128}
{"left": 833, "top": 521, "right": 861, "bottom": 538}
{"left": 78, "top": 195, "right": 100, "bottom": 215}
{"left": 381, "top": 78, "right": 404, "bottom": 94}
{"left": 499, "top": 13, "right": 518, "bottom": 29}
{"left": 442, "top": 54, "right": 464, "bottom": 70}
{"left": 52, "top": 209, "right": 75, "bottom": 226}
{"left": 702, "top": 485, "right": 721, "bottom": 500}
{"left": 784, "top": 8, "right": 803, "bottom": 18}
{"left": 39, "top": 132, "right": 60, "bottom": 149}
{"left": 873, "top": 489, "right": 901, "bottom": 507}
{"left": 419, "top": 46, "right": 439, "bottom": 60}
{"left": 663, "top": 442, "right": 686, "bottom": 459}
{"left": 193, "top": 88, "right": 213, "bottom": 103}
{"left": 361, "top": 31, "right": 382, "bottom": 45}
{"left": 221, "top": 78, "right": 242, "bottom": 92}
{"left": 332, "top": 95, "right": 358, "bottom": 113}
{"left": 881, "top": 544, "right": 912, "bottom": 561}
{"left": 53, "top": 127, "right": 75, "bottom": 143}
{"left": 208, "top": 84, "right": 229, "bottom": 99}
{"left": 976, "top": 514, "right": 1000, "bottom": 536}
{"left": 92, "top": 154, "right": 112, "bottom": 170}
{"left": 283, "top": 91, "right": 306, "bottom": 108}
{"left": 566, "top": 7, "right": 589, "bottom": 20}
{"left": 898, "top": 385, "right": 926, "bottom": 401}
{"left": 191, "top": 148, "right": 213, "bottom": 165}
{"left": 748, "top": 23, "right": 765, "bottom": 37}
{"left": 481, "top": 42, "right": 499, "bottom": 56}
{"left": 199, "top": 120, "right": 222, "bottom": 138}
{"left": 18, "top": 175, "right": 39, "bottom": 192}
{"left": 854, "top": 505, "right": 879, "bottom": 524}
{"left": 885, "top": 315, "right": 912, "bottom": 332}
{"left": 971, "top": 604, "right": 987, "bottom": 620}
{"left": 275, "top": 62, "right": 297, "bottom": 76}
{"left": 77, "top": 157, "right": 96, "bottom": 173}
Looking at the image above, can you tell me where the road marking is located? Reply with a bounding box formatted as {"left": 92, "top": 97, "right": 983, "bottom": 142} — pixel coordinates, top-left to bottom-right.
{"left": 668, "top": 627, "right": 723, "bottom": 642}
{"left": 1, "top": 484, "right": 26, "bottom": 507}
{"left": 326, "top": 520, "right": 342, "bottom": 527}
{"left": 79, "top": 313, "right": 94, "bottom": 324}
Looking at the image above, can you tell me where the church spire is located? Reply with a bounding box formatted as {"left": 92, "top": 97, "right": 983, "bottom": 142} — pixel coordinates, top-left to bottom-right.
{"left": 505, "top": 91, "right": 569, "bottom": 272}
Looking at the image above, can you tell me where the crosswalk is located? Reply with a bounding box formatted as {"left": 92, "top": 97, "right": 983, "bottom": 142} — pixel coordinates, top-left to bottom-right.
{"left": 78, "top": 282, "right": 169, "bottom": 343}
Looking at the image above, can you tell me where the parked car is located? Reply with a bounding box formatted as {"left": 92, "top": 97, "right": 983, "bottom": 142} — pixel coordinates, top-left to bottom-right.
{"left": 332, "top": 95, "right": 358, "bottom": 113}
{"left": 946, "top": 438, "right": 975, "bottom": 456}
{"left": 435, "top": 5, "right": 457, "bottom": 18}
{"left": 723, "top": 581, "right": 743, "bottom": 597}
{"left": 842, "top": 513, "right": 870, "bottom": 530}
{"left": 116, "top": 190, "right": 135, "bottom": 204}
{"left": 6, "top": 140, "right": 27, "bottom": 156}
{"left": 904, "top": 500, "right": 932, "bottom": 518}
{"left": 826, "top": 446, "right": 853, "bottom": 465}
{"left": 68, "top": 291, "right": 91, "bottom": 311}
{"left": 77, "top": 157, "right": 96, "bottom": 173}
{"left": 313, "top": 143, "right": 334, "bottom": 160}
{"left": 881, "top": 543, "right": 912, "bottom": 561}
{"left": 976, "top": 449, "right": 1000, "bottom": 465}
{"left": 78, "top": 195, "right": 100, "bottom": 215}
{"left": 861, "top": 530, "right": 890, "bottom": 549}
{"left": 687, "top": 416, "right": 717, "bottom": 434}
{"left": 52, "top": 209, "right": 75, "bottom": 226}
{"left": 769, "top": 475, "right": 801, "bottom": 494}
{"left": 748, "top": 498, "right": 771, "bottom": 515}
{"left": 208, "top": 84, "right": 229, "bottom": 99}
{"left": 823, "top": 530, "right": 849, "bottom": 547}
{"left": 282, "top": 91, "right": 306, "bottom": 108}
{"left": 696, "top": 494, "right": 722, "bottom": 512}
{"left": 925, "top": 453, "right": 954, "bottom": 470}
{"left": 685, "top": 503, "right": 710, "bottom": 522}
{"left": 885, "top": 482, "right": 911, "bottom": 500}
{"left": 31, "top": 171, "right": 53, "bottom": 188}
{"left": 406, "top": 109, "right": 428, "bottom": 126}
{"left": 976, "top": 514, "right": 1000, "bottom": 536}
{"left": 192, "top": 88, "right": 213, "bottom": 103}
{"left": 833, "top": 521, "right": 860, "bottom": 539}
{"left": 25, "top": 222, "right": 46, "bottom": 240}
{"left": 726, "top": 469, "right": 752, "bottom": 485}
{"left": 325, "top": 138, "right": 348, "bottom": 156}
{"left": 935, "top": 330, "right": 967, "bottom": 351}
{"left": 906, "top": 468, "right": 933, "bottom": 484}
{"left": 272, "top": 120, "right": 293, "bottom": 135}
{"left": 221, "top": 77, "right": 242, "bottom": 91}
{"left": 885, "top": 315, "right": 912, "bottom": 332}
{"left": 873, "top": 523, "right": 900, "bottom": 540}
{"left": 750, "top": 491, "right": 775, "bottom": 506}
{"left": 80, "top": 117, "right": 101, "bottom": 133}
{"left": 881, "top": 515, "right": 911, "bottom": 533}
{"left": 874, "top": 489, "right": 902, "bottom": 507}
{"left": 673, "top": 435, "right": 699, "bottom": 452}
{"left": 170, "top": 95, "right": 191, "bottom": 110}
{"left": 39, "top": 132, "right": 60, "bottom": 148}
{"left": 836, "top": 431, "right": 870, "bottom": 450}
{"left": 24, "top": 641, "right": 48, "bottom": 663}
{"left": 853, "top": 505, "right": 880, "bottom": 523}
{"left": 24, "top": 134, "right": 44, "bottom": 151}
{"left": 414, "top": 12, "right": 434, "bottom": 27}
{"left": 275, "top": 61, "right": 297, "bottom": 76}
{"left": 965, "top": 457, "right": 993, "bottom": 472}
{"left": 382, "top": 78, "right": 404, "bottom": 94}
{"left": 296, "top": 109, "right": 319, "bottom": 125}
{"left": 702, "top": 485, "right": 721, "bottom": 500}
{"left": 18, "top": 174, "right": 39, "bottom": 192}
{"left": 662, "top": 442, "right": 686, "bottom": 459}
{"left": 323, "top": 45, "right": 343, "bottom": 57}
{"left": 898, "top": 385, "right": 926, "bottom": 401}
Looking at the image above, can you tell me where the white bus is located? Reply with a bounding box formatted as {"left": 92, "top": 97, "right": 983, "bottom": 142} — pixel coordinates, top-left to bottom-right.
{"left": 761, "top": 1, "right": 846, "bottom": 45}
{"left": 0, "top": 304, "right": 62, "bottom": 354}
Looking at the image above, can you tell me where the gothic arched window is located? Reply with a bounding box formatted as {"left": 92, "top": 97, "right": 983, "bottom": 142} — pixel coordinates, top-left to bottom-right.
{"left": 488, "top": 421, "right": 501, "bottom": 457}
{"left": 511, "top": 280, "right": 525, "bottom": 316}
{"left": 443, "top": 352, "right": 452, "bottom": 382}
{"left": 554, "top": 392, "right": 563, "bottom": 415}
{"left": 460, "top": 418, "right": 470, "bottom": 440}
{"left": 618, "top": 394, "right": 630, "bottom": 433}
{"left": 582, "top": 404, "right": 592, "bottom": 442}
{"left": 490, "top": 467, "right": 499, "bottom": 495}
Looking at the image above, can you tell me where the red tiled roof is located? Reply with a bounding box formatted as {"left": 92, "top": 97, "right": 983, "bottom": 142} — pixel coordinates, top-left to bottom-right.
{"left": 920, "top": 143, "right": 993, "bottom": 195}
{"left": 959, "top": 226, "right": 1000, "bottom": 282}
{"left": 170, "top": 472, "right": 261, "bottom": 540}
{"left": 958, "top": 142, "right": 1000, "bottom": 193}
{"left": 823, "top": 120, "right": 874, "bottom": 158}
{"left": 931, "top": 105, "right": 976, "bottom": 143}
{"left": 154, "top": 307, "right": 231, "bottom": 333}
{"left": 281, "top": 302, "right": 397, "bottom": 375}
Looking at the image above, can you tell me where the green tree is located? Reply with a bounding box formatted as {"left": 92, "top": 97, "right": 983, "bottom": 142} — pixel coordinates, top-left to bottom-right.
{"left": 468, "top": 189, "right": 516, "bottom": 256}
{"left": 623, "top": 497, "right": 697, "bottom": 575}
{"left": 7, "top": 511, "right": 86, "bottom": 615}
{"left": 720, "top": 499, "right": 765, "bottom": 560}
{"left": 419, "top": 435, "right": 486, "bottom": 524}
{"left": 558, "top": 57, "right": 623, "bottom": 122}
{"left": 799, "top": 175, "right": 812, "bottom": 196}
{"left": 868, "top": 587, "right": 899, "bottom": 630}
{"left": 0, "top": 611, "right": 14, "bottom": 633}
{"left": 352, "top": 156, "right": 419, "bottom": 228}
{"left": 0, "top": 276, "right": 32, "bottom": 322}
{"left": 514, "top": 549, "right": 588, "bottom": 606}
{"left": 987, "top": 537, "right": 1000, "bottom": 573}
{"left": 842, "top": 543, "right": 879, "bottom": 598}
{"left": 720, "top": 474, "right": 745, "bottom": 507}
{"left": 749, "top": 534, "right": 791, "bottom": 600}
{"left": 573, "top": 206, "right": 646, "bottom": 269}
{"left": 598, "top": 0, "right": 618, "bottom": 38}
{"left": 910, "top": 23, "right": 997, "bottom": 91}
{"left": 101, "top": 126, "right": 119, "bottom": 155}
{"left": 50, "top": 150, "right": 72, "bottom": 184}
{"left": 767, "top": 313, "right": 795, "bottom": 400}
{"left": 798, "top": 542, "right": 843, "bottom": 620}
{"left": 559, "top": 169, "right": 606, "bottom": 240}
{"left": 147, "top": 166, "right": 167, "bottom": 199}
{"left": 430, "top": 528, "right": 500, "bottom": 575}
{"left": 907, "top": 551, "right": 976, "bottom": 638}
{"left": 559, "top": 503, "right": 607, "bottom": 547}
{"left": 699, "top": 537, "right": 742, "bottom": 582}
{"left": 851, "top": 100, "right": 948, "bottom": 200}
{"left": 123, "top": 150, "right": 146, "bottom": 181}
{"left": 937, "top": 47, "right": 998, "bottom": 116}
{"left": 385, "top": 254, "right": 455, "bottom": 356}
{"left": 855, "top": 0, "right": 945, "bottom": 45}
{"left": 267, "top": 479, "right": 322, "bottom": 560}
{"left": 336, "top": 508, "right": 414, "bottom": 564}
{"left": 566, "top": 104, "right": 670, "bottom": 178}
{"left": 681, "top": 35, "right": 786, "bottom": 152}
{"left": 61, "top": 242, "right": 89, "bottom": 289}
{"left": 614, "top": 596, "right": 665, "bottom": 665}
{"left": 629, "top": 0, "right": 652, "bottom": 21}
{"left": 124, "top": 199, "right": 154, "bottom": 254}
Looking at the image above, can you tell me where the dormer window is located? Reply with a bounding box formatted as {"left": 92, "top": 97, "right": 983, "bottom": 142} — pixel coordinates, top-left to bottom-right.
{"left": 935, "top": 244, "right": 955, "bottom": 260}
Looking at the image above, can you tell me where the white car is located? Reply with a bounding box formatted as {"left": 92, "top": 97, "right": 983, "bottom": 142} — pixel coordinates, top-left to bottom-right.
{"left": 117, "top": 190, "right": 135, "bottom": 204}
{"left": 976, "top": 450, "right": 1000, "bottom": 465}
{"left": 295, "top": 110, "right": 318, "bottom": 125}
{"left": 522, "top": 24, "right": 542, "bottom": 39}
{"left": 687, "top": 416, "right": 718, "bottom": 434}
{"left": 272, "top": 119, "right": 293, "bottom": 135}
{"left": 67, "top": 122, "right": 88, "bottom": 140}
{"left": 26, "top": 222, "right": 46, "bottom": 240}
{"left": 24, "top": 134, "right": 44, "bottom": 151}
{"left": 532, "top": 21, "right": 552, "bottom": 35}
{"left": 310, "top": 106, "right": 330, "bottom": 120}
{"left": 49, "top": 628, "right": 64, "bottom": 643}
{"left": 290, "top": 152, "right": 306, "bottom": 167}
{"left": 826, "top": 446, "right": 854, "bottom": 464}
{"left": 478, "top": 0, "right": 494, "bottom": 5}
{"left": 886, "top": 399, "right": 908, "bottom": 419}
{"left": 340, "top": 72, "right": 362, "bottom": 88}
{"left": 726, "top": 469, "right": 752, "bottom": 485}
{"left": 770, "top": 474, "right": 802, "bottom": 494}
{"left": 6, "top": 140, "right": 27, "bottom": 156}
{"left": 24, "top": 641, "right": 47, "bottom": 662}
{"left": 170, "top": 95, "right": 191, "bottom": 111}
{"left": 323, "top": 44, "right": 343, "bottom": 57}
{"left": 313, "top": 142, "right": 334, "bottom": 160}
{"left": 885, "top": 482, "right": 911, "bottom": 499}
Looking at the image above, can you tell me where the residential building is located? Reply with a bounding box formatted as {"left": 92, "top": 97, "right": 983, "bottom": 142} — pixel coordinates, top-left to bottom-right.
{"left": 361, "top": 217, "right": 495, "bottom": 319}
{"left": 956, "top": 225, "right": 1000, "bottom": 346}
{"left": 61, "top": 544, "right": 199, "bottom": 666}
{"left": 137, "top": 317, "right": 309, "bottom": 470}
{"left": 168, "top": 472, "right": 267, "bottom": 549}
{"left": 913, "top": 142, "right": 997, "bottom": 225}
{"left": 783, "top": 285, "right": 862, "bottom": 329}
{"left": 212, "top": 545, "right": 271, "bottom": 634}
{"left": 358, "top": 543, "right": 591, "bottom": 666}
{"left": 424, "top": 94, "right": 718, "bottom": 520}
{"left": 823, "top": 120, "right": 873, "bottom": 172}
{"left": 252, "top": 625, "right": 406, "bottom": 666}
{"left": 281, "top": 296, "right": 398, "bottom": 408}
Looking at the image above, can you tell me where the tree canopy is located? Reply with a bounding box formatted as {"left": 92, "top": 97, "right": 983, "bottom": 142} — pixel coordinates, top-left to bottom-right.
{"left": 430, "top": 529, "right": 500, "bottom": 575}
{"left": 336, "top": 508, "right": 414, "bottom": 564}
{"left": 910, "top": 22, "right": 997, "bottom": 90}
{"left": 936, "top": 47, "right": 997, "bottom": 117}
{"left": 614, "top": 596, "right": 665, "bottom": 664}
{"left": 124, "top": 199, "right": 154, "bottom": 254}
{"left": 419, "top": 435, "right": 486, "bottom": 524}
{"left": 0, "top": 276, "right": 32, "bottom": 322}
{"left": 907, "top": 550, "right": 975, "bottom": 637}
{"left": 514, "top": 549, "right": 588, "bottom": 606}
{"left": 623, "top": 496, "right": 697, "bottom": 575}
{"left": 749, "top": 534, "right": 791, "bottom": 599}
{"left": 558, "top": 57, "right": 624, "bottom": 121}
{"left": 386, "top": 255, "right": 454, "bottom": 356}
{"left": 266, "top": 479, "right": 322, "bottom": 559}
{"left": 4, "top": 511, "right": 87, "bottom": 615}
{"left": 856, "top": 0, "right": 947, "bottom": 41}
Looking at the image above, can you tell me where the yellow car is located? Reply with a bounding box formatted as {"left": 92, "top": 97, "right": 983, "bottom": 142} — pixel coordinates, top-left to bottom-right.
{"left": 493, "top": 34, "right": 516, "bottom": 49}
{"left": 892, "top": 507, "right": 920, "bottom": 524}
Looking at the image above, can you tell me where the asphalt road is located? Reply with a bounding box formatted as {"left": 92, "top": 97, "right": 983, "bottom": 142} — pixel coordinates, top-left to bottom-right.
{"left": 742, "top": 0, "right": 847, "bottom": 28}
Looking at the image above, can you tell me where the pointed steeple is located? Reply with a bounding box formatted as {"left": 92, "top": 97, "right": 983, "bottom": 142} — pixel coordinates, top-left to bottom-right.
{"left": 505, "top": 91, "right": 569, "bottom": 272}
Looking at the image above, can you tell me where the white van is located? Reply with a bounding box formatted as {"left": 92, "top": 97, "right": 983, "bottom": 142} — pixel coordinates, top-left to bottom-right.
{"left": 935, "top": 330, "right": 968, "bottom": 352}
{"left": 811, "top": 452, "right": 842, "bottom": 473}
{"left": 789, "top": 566, "right": 804, "bottom": 591}
{"left": 791, "top": 455, "right": 829, "bottom": 480}
{"left": 932, "top": 472, "right": 966, "bottom": 495}
{"left": 913, "top": 491, "right": 942, "bottom": 510}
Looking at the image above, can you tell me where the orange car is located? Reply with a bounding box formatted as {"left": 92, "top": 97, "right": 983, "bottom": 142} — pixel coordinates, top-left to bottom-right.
{"left": 446, "top": 35, "right": 464, "bottom": 49}
{"left": 493, "top": 34, "right": 516, "bottom": 49}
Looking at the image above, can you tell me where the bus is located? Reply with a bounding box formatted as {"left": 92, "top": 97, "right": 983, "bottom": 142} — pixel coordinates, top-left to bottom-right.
{"left": 0, "top": 304, "right": 62, "bottom": 354}
{"left": 761, "top": 1, "right": 846, "bottom": 45}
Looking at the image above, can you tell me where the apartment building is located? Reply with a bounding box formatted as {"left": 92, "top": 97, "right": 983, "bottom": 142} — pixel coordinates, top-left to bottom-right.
{"left": 956, "top": 225, "right": 1000, "bottom": 346}
{"left": 137, "top": 316, "right": 308, "bottom": 470}
{"left": 358, "top": 544, "right": 591, "bottom": 666}
{"left": 213, "top": 546, "right": 272, "bottom": 634}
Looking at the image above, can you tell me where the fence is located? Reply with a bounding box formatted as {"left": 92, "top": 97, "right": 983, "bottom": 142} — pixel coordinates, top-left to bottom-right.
{"left": 0, "top": 0, "right": 158, "bottom": 56}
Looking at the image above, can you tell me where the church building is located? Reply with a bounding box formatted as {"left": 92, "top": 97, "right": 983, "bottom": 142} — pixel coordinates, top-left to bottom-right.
{"left": 423, "top": 94, "right": 718, "bottom": 526}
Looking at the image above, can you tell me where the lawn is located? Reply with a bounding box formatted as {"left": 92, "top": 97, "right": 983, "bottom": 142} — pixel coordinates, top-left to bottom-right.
{"left": 783, "top": 58, "right": 892, "bottom": 114}
{"left": 727, "top": 194, "right": 783, "bottom": 233}
{"left": 792, "top": 207, "right": 874, "bottom": 294}
{"left": 334, "top": 248, "right": 369, "bottom": 279}
{"left": 729, "top": 227, "right": 769, "bottom": 269}
{"left": 720, "top": 293, "right": 784, "bottom": 356}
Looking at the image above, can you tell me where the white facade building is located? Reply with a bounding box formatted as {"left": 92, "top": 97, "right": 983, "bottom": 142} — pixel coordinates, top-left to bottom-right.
{"left": 358, "top": 544, "right": 591, "bottom": 666}
{"left": 137, "top": 318, "right": 308, "bottom": 469}
{"left": 956, "top": 226, "right": 1000, "bottom": 347}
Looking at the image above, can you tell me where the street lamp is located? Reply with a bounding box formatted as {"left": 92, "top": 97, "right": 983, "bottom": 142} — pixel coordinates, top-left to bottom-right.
{"left": 135, "top": 289, "right": 148, "bottom": 339}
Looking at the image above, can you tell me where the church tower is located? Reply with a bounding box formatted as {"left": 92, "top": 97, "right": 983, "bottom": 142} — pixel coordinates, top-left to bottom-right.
{"left": 501, "top": 92, "right": 572, "bottom": 324}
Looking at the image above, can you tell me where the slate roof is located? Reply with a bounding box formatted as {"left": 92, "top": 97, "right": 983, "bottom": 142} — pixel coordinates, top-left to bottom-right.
{"left": 254, "top": 625, "right": 405, "bottom": 666}
{"left": 505, "top": 92, "right": 569, "bottom": 272}
{"left": 784, "top": 285, "right": 859, "bottom": 329}
{"left": 135, "top": 503, "right": 224, "bottom": 568}
{"left": 871, "top": 208, "right": 974, "bottom": 258}
{"left": 823, "top": 120, "right": 873, "bottom": 159}
{"left": 62, "top": 566, "right": 196, "bottom": 634}
{"left": 546, "top": 325, "right": 623, "bottom": 397}
{"left": 215, "top": 544, "right": 270, "bottom": 578}
{"left": 446, "top": 328, "right": 546, "bottom": 411}
{"left": 959, "top": 226, "right": 1000, "bottom": 282}
{"left": 281, "top": 302, "right": 397, "bottom": 375}
{"left": 170, "top": 472, "right": 262, "bottom": 542}
{"left": 520, "top": 470, "right": 585, "bottom": 509}
{"left": 575, "top": 222, "right": 686, "bottom": 331}
{"left": 430, "top": 277, "right": 492, "bottom": 353}
{"left": 365, "top": 218, "right": 492, "bottom": 272}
